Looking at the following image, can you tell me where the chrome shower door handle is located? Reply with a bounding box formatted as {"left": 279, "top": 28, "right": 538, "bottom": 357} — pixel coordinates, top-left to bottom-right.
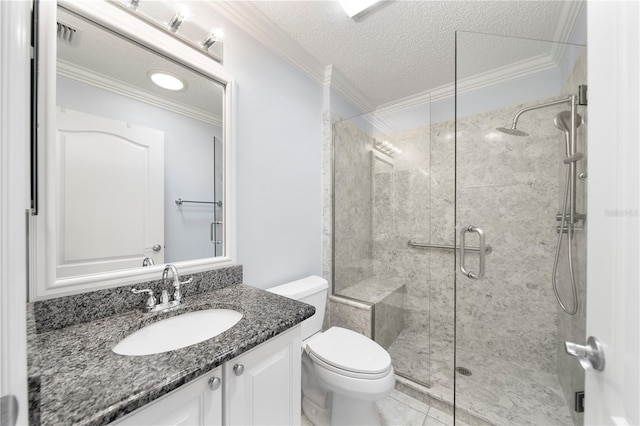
{"left": 459, "top": 225, "right": 486, "bottom": 279}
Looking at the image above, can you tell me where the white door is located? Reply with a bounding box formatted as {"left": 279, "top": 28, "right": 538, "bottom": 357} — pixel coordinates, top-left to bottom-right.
{"left": 56, "top": 108, "right": 164, "bottom": 277}
{"left": 585, "top": 2, "right": 640, "bottom": 424}
{"left": 0, "top": 2, "right": 30, "bottom": 424}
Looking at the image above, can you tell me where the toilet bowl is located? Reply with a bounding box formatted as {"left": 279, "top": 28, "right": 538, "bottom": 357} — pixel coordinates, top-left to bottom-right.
{"left": 268, "top": 276, "right": 395, "bottom": 426}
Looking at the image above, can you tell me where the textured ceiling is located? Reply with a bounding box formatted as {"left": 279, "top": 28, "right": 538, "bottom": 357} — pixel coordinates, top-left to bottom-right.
{"left": 57, "top": 7, "right": 223, "bottom": 120}
{"left": 249, "top": 0, "right": 582, "bottom": 106}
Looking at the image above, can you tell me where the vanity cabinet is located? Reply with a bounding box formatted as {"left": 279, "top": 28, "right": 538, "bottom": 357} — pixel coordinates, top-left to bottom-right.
{"left": 111, "top": 326, "right": 301, "bottom": 426}
{"left": 225, "top": 327, "right": 302, "bottom": 425}
{"left": 113, "top": 367, "right": 223, "bottom": 426}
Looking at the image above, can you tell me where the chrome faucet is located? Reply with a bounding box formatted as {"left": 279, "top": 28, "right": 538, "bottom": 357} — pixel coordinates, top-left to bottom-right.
{"left": 162, "top": 264, "right": 180, "bottom": 301}
{"left": 131, "top": 264, "right": 193, "bottom": 312}
{"left": 163, "top": 264, "right": 193, "bottom": 303}
{"left": 162, "top": 264, "right": 180, "bottom": 290}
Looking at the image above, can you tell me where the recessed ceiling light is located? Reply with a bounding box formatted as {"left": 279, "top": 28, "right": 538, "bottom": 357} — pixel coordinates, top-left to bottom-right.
{"left": 147, "top": 71, "right": 186, "bottom": 91}
{"left": 338, "top": 0, "right": 382, "bottom": 18}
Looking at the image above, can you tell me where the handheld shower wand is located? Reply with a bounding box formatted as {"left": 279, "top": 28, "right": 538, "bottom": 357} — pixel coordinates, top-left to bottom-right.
{"left": 497, "top": 95, "right": 585, "bottom": 316}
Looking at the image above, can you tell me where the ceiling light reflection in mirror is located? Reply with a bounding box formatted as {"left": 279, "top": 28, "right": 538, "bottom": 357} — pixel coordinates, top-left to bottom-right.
{"left": 148, "top": 70, "right": 186, "bottom": 91}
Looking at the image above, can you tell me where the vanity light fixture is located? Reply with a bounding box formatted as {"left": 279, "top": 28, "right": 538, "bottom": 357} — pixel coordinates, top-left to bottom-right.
{"left": 202, "top": 28, "right": 224, "bottom": 51}
{"left": 338, "top": 0, "right": 382, "bottom": 18}
{"left": 374, "top": 140, "right": 401, "bottom": 157}
{"left": 148, "top": 71, "right": 186, "bottom": 91}
{"left": 167, "top": 7, "right": 189, "bottom": 33}
{"left": 112, "top": 1, "right": 224, "bottom": 63}
{"left": 124, "top": 0, "right": 139, "bottom": 11}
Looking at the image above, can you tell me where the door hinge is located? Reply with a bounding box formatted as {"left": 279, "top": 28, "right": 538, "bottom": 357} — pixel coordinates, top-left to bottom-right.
{"left": 574, "top": 391, "right": 584, "bottom": 413}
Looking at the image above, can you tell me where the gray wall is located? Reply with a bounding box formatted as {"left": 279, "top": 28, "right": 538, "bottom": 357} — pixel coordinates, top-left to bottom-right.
{"left": 220, "top": 16, "right": 324, "bottom": 289}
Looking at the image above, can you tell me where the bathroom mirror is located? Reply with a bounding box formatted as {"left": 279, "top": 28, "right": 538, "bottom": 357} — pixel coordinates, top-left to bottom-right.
{"left": 30, "top": 1, "right": 236, "bottom": 300}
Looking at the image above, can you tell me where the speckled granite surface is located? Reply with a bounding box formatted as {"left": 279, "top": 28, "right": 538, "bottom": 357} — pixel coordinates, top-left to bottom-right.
{"left": 32, "top": 266, "right": 243, "bottom": 333}
{"left": 27, "top": 283, "right": 314, "bottom": 426}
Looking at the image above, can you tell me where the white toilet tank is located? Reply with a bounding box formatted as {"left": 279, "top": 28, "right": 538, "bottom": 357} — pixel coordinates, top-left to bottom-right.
{"left": 267, "top": 276, "right": 328, "bottom": 340}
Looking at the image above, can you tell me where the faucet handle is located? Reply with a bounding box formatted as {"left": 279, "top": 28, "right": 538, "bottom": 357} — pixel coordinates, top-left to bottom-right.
{"left": 172, "top": 278, "right": 193, "bottom": 302}
{"left": 131, "top": 288, "right": 156, "bottom": 310}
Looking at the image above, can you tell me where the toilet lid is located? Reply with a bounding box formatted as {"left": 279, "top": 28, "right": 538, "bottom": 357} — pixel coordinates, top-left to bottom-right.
{"left": 305, "top": 327, "right": 391, "bottom": 375}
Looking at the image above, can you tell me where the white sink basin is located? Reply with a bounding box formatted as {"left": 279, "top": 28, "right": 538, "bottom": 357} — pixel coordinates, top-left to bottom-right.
{"left": 113, "top": 309, "right": 243, "bottom": 356}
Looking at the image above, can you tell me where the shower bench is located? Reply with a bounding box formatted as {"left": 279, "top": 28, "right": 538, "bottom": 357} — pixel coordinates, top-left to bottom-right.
{"left": 329, "top": 276, "right": 406, "bottom": 349}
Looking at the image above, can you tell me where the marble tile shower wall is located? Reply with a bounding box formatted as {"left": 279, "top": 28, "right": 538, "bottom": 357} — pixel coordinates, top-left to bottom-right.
{"left": 454, "top": 100, "right": 565, "bottom": 373}
{"left": 556, "top": 47, "right": 588, "bottom": 426}
{"left": 333, "top": 119, "right": 374, "bottom": 294}
{"left": 371, "top": 126, "right": 431, "bottom": 332}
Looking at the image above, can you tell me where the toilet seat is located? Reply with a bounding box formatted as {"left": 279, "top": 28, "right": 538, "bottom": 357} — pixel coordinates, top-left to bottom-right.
{"left": 305, "top": 327, "right": 392, "bottom": 379}
{"left": 308, "top": 352, "right": 393, "bottom": 380}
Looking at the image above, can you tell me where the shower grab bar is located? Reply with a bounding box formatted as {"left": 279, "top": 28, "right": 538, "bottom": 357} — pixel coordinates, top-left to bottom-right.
{"left": 175, "top": 198, "right": 223, "bottom": 207}
{"left": 408, "top": 240, "right": 492, "bottom": 255}
{"left": 459, "top": 225, "right": 487, "bottom": 280}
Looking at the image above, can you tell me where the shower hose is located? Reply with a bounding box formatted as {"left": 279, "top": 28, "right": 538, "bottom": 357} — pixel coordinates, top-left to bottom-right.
{"left": 551, "top": 165, "right": 578, "bottom": 316}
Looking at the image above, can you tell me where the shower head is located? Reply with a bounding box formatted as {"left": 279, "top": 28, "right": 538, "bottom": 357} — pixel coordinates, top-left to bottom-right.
{"left": 496, "top": 126, "right": 529, "bottom": 137}
{"left": 554, "top": 111, "right": 583, "bottom": 134}
{"left": 497, "top": 96, "right": 577, "bottom": 138}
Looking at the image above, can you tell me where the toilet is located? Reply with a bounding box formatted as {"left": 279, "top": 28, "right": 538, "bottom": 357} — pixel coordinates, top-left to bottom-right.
{"left": 268, "top": 276, "right": 395, "bottom": 426}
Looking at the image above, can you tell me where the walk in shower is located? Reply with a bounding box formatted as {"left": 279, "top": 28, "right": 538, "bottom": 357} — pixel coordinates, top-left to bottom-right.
{"left": 330, "top": 30, "right": 587, "bottom": 425}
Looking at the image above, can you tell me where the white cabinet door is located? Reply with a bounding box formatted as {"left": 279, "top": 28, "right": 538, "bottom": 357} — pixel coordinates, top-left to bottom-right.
{"left": 113, "top": 368, "right": 222, "bottom": 426}
{"left": 225, "top": 327, "right": 302, "bottom": 426}
{"left": 56, "top": 107, "right": 165, "bottom": 277}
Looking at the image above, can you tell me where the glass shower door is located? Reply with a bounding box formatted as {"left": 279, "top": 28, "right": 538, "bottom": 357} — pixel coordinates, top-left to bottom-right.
{"left": 332, "top": 101, "right": 436, "bottom": 389}
{"left": 454, "top": 31, "right": 587, "bottom": 425}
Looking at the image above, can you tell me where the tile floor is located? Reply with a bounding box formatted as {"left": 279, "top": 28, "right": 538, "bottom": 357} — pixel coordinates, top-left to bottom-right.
{"left": 387, "top": 326, "right": 575, "bottom": 426}
{"left": 302, "top": 389, "right": 466, "bottom": 426}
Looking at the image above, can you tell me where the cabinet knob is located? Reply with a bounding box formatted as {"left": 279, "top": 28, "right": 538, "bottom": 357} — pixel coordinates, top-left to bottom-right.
{"left": 208, "top": 376, "right": 221, "bottom": 390}
{"left": 233, "top": 364, "right": 245, "bottom": 376}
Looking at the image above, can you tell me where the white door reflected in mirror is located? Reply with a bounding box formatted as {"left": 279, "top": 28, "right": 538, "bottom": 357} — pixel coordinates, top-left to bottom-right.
{"left": 56, "top": 108, "right": 165, "bottom": 277}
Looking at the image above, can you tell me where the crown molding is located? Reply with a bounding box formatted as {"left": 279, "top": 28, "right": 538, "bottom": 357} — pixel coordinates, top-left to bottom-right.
{"left": 324, "top": 65, "right": 375, "bottom": 113}
{"left": 207, "top": 1, "right": 325, "bottom": 84}
{"left": 207, "top": 2, "right": 375, "bottom": 114}
{"left": 375, "top": 52, "right": 557, "bottom": 119}
{"left": 210, "top": 0, "right": 584, "bottom": 119}
{"left": 57, "top": 59, "right": 222, "bottom": 127}
{"left": 548, "top": 0, "right": 586, "bottom": 68}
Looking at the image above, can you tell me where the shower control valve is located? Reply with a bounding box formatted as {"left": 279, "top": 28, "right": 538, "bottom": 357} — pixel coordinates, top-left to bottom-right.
{"left": 565, "top": 336, "right": 605, "bottom": 371}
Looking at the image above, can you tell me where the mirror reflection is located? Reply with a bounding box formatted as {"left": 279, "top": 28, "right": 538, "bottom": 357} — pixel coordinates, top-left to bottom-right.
{"left": 55, "top": 6, "right": 224, "bottom": 279}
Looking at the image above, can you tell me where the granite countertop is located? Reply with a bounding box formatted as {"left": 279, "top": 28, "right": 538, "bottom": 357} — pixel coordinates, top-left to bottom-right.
{"left": 27, "top": 283, "right": 315, "bottom": 426}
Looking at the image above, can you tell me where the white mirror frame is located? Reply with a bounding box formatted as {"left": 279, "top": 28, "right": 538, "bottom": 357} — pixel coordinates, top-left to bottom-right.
{"left": 29, "top": 0, "right": 237, "bottom": 301}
